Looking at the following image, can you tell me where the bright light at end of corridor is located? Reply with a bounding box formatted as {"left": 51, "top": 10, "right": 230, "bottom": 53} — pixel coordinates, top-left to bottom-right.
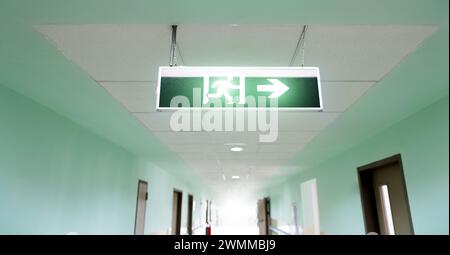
{"left": 215, "top": 191, "right": 259, "bottom": 234}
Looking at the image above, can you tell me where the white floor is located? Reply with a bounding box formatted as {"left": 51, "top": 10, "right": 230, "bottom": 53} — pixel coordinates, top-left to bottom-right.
{"left": 211, "top": 226, "right": 259, "bottom": 235}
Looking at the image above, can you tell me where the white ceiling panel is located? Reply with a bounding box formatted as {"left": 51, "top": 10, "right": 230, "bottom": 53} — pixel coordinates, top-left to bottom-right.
{"left": 199, "top": 172, "right": 223, "bottom": 181}
{"left": 250, "top": 166, "right": 282, "bottom": 172}
{"left": 178, "top": 152, "right": 210, "bottom": 160}
{"left": 134, "top": 111, "right": 284, "bottom": 132}
{"left": 299, "top": 25, "right": 438, "bottom": 81}
{"left": 219, "top": 158, "right": 287, "bottom": 168}
{"left": 178, "top": 25, "right": 303, "bottom": 66}
{"left": 219, "top": 158, "right": 257, "bottom": 167}
{"left": 38, "top": 24, "right": 171, "bottom": 81}
{"left": 252, "top": 168, "right": 280, "bottom": 177}
{"left": 168, "top": 144, "right": 211, "bottom": 153}
{"left": 135, "top": 110, "right": 330, "bottom": 139}
{"left": 258, "top": 144, "right": 305, "bottom": 153}
{"left": 213, "top": 152, "right": 295, "bottom": 161}
{"left": 192, "top": 167, "right": 222, "bottom": 174}
{"left": 277, "top": 112, "right": 340, "bottom": 131}
{"left": 321, "top": 81, "right": 375, "bottom": 112}
{"left": 250, "top": 171, "right": 278, "bottom": 177}
{"left": 222, "top": 165, "right": 250, "bottom": 172}
{"left": 209, "top": 131, "right": 260, "bottom": 144}
{"left": 100, "top": 82, "right": 157, "bottom": 113}
{"left": 134, "top": 112, "right": 173, "bottom": 131}
{"left": 254, "top": 152, "right": 297, "bottom": 160}
{"left": 212, "top": 152, "right": 258, "bottom": 160}
{"left": 187, "top": 159, "right": 220, "bottom": 168}
{"left": 275, "top": 131, "right": 319, "bottom": 144}
{"left": 152, "top": 131, "right": 212, "bottom": 144}
{"left": 169, "top": 143, "right": 259, "bottom": 154}
{"left": 195, "top": 168, "right": 221, "bottom": 174}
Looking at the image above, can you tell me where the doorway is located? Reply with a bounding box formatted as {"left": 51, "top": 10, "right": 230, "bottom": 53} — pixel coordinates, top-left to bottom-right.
{"left": 257, "top": 197, "right": 271, "bottom": 235}
{"left": 134, "top": 180, "right": 148, "bottom": 235}
{"left": 300, "top": 178, "right": 320, "bottom": 235}
{"left": 358, "top": 154, "right": 414, "bottom": 235}
{"left": 187, "top": 194, "right": 194, "bottom": 235}
{"left": 172, "top": 190, "right": 183, "bottom": 235}
{"left": 205, "top": 200, "right": 211, "bottom": 224}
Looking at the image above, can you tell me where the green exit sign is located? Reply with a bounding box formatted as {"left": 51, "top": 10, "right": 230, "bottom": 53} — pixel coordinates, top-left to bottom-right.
{"left": 157, "top": 67, "right": 322, "bottom": 110}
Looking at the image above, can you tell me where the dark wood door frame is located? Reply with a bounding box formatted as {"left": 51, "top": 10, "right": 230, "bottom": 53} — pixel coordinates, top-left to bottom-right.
{"left": 258, "top": 197, "right": 271, "bottom": 235}
{"left": 134, "top": 180, "right": 148, "bottom": 235}
{"left": 187, "top": 194, "right": 194, "bottom": 235}
{"left": 357, "top": 154, "right": 414, "bottom": 234}
{"left": 172, "top": 189, "right": 183, "bottom": 235}
{"left": 265, "top": 197, "right": 271, "bottom": 234}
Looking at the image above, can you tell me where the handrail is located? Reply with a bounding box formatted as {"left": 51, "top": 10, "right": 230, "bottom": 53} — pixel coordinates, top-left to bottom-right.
{"left": 269, "top": 226, "right": 292, "bottom": 235}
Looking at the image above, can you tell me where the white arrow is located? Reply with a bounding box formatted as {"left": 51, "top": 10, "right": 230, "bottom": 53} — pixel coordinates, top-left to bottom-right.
{"left": 257, "top": 79, "right": 289, "bottom": 98}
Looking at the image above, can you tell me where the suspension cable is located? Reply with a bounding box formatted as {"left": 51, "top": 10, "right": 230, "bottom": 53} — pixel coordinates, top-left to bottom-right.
{"left": 289, "top": 25, "right": 308, "bottom": 67}
{"left": 169, "top": 25, "right": 178, "bottom": 67}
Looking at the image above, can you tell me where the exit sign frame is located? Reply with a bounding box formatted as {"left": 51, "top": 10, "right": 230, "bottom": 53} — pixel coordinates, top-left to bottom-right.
{"left": 156, "top": 66, "right": 323, "bottom": 111}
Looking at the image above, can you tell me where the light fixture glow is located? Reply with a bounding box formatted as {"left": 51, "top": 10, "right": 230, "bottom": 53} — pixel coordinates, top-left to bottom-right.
{"left": 231, "top": 175, "right": 241, "bottom": 180}
{"left": 230, "top": 147, "right": 243, "bottom": 152}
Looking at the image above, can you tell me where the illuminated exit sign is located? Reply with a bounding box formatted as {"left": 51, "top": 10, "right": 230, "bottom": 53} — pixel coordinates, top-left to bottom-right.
{"left": 156, "top": 66, "right": 322, "bottom": 110}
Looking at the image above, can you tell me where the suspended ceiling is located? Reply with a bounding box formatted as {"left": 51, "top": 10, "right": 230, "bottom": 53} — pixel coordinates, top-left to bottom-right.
{"left": 0, "top": 0, "right": 448, "bottom": 191}
{"left": 38, "top": 24, "right": 437, "bottom": 188}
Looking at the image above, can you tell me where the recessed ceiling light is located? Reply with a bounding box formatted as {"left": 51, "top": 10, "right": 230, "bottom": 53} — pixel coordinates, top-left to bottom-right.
{"left": 230, "top": 146, "right": 243, "bottom": 152}
{"left": 231, "top": 175, "right": 240, "bottom": 180}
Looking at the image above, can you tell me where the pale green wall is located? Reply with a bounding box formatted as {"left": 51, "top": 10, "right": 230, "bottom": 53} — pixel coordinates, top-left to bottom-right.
{"left": 0, "top": 84, "right": 205, "bottom": 234}
{"left": 267, "top": 96, "right": 449, "bottom": 235}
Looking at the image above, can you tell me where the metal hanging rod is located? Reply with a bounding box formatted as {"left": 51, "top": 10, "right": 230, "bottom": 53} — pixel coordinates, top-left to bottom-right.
{"left": 169, "top": 25, "right": 178, "bottom": 67}
{"left": 289, "top": 25, "right": 309, "bottom": 67}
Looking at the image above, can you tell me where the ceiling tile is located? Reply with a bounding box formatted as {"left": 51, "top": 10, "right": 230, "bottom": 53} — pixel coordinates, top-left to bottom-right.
{"left": 135, "top": 111, "right": 340, "bottom": 134}
{"left": 100, "top": 81, "right": 157, "bottom": 113}
{"left": 254, "top": 152, "right": 297, "bottom": 160}
{"left": 178, "top": 25, "right": 303, "bottom": 66}
{"left": 134, "top": 112, "right": 173, "bottom": 131}
{"left": 192, "top": 167, "right": 222, "bottom": 173}
{"left": 250, "top": 171, "right": 277, "bottom": 177}
{"left": 250, "top": 166, "right": 280, "bottom": 172}
{"left": 258, "top": 144, "right": 304, "bottom": 153}
{"left": 187, "top": 159, "right": 220, "bottom": 169}
{"left": 38, "top": 24, "right": 171, "bottom": 81}
{"left": 178, "top": 152, "right": 209, "bottom": 160}
{"left": 275, "top": 131, "right": 319, "bottom": 144}
{"left": 213, "top": 152, "right": 257, "bottom": 160}
{"left": 298, "top": 25, "right": 438, "bottom": 81}
{"left": 153, "top": 131, "right": 212, "bottom": 144}
{"left": 209, "top": 131, "right": 259, "bottom": 145}
{"left": 168, "top": 144, "right": 212, "bottom": 153}
{"left": 321, "top": 81, "right": 375, "bottom": 112}
{"left": 277, "top": 112, "right": 340, "bottom": 131}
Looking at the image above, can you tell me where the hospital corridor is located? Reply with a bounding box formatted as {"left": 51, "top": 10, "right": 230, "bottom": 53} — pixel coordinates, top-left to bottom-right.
{"left": 0, "top": 0, "right": 448, "bottom": 239}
